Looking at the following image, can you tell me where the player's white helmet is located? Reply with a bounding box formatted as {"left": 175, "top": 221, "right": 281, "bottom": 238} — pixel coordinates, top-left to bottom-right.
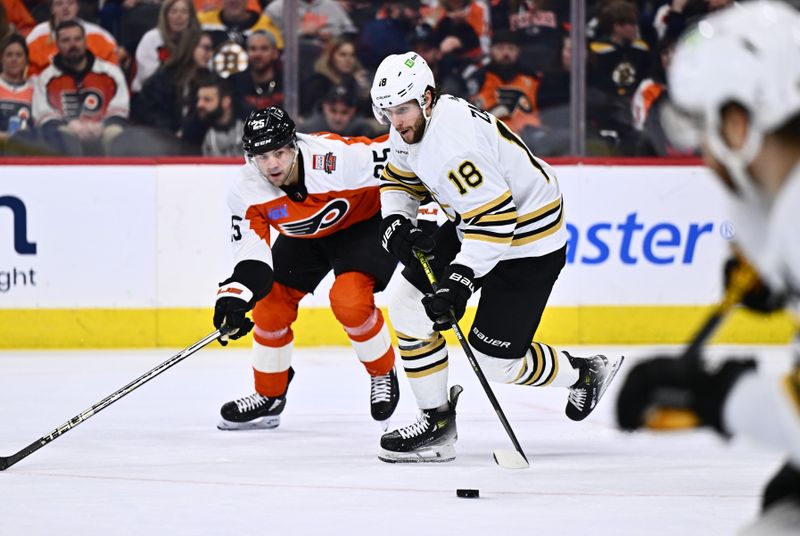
{"left": 370, "top": 51, "right": 436, "bottom": 125}
{"left": 664, "top": 1, "right": 800, "bottom": 200}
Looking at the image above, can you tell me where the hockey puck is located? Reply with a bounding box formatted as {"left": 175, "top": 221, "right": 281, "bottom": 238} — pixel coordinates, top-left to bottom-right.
{"left": 456, "top": 489, "right": 479, "bottom": 498}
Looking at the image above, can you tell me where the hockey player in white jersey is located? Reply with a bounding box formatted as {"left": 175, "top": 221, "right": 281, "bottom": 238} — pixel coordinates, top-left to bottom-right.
{"left": 616, "top": 2, "right": 800, "bottom": 531}
{"left": 212, "top": 107, "right": 400, "bottom": 431}
{"left": 370, "top": 52, "right": 624, "bottom": 463}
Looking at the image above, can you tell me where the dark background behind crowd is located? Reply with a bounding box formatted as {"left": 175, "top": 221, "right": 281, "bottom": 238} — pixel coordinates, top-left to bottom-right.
{"left": 0, "top": 0, "right": 750, "bottom": 158}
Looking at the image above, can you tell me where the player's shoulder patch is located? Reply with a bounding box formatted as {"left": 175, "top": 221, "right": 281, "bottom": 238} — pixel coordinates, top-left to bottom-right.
{"left": 311, "top": 152, "right": 337, "bottom": 174}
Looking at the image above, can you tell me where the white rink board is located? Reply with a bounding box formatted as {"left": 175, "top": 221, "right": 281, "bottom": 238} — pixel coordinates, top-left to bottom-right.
{"left": 2, "top": 163, "right": 732, "bottom": 309}
{"left": 1, "top": 165, "right": 157, "bottom": 308}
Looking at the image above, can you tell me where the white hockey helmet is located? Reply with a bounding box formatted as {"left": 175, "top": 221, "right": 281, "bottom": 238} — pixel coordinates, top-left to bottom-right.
{"left": 664, "top": 1, "right": 800, "bottom": 199}
{"left": 370, "top": 51, "right": 436, "bottom": 125}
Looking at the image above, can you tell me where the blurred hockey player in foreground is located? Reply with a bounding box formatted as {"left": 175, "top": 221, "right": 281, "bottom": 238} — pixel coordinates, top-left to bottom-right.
{"left": 212, "top": 107, "right": 400, "bottom": 430}
{"left": 616, "top": 2, "right": 800, "bottom": 532}
{"left": 369, "top": 52, "right": 624, "bottom": 463}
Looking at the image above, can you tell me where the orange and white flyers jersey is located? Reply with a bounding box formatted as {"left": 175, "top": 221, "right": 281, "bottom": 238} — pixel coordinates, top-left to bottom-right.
{"left": 26, "top": 19, "right": 119, "bottom": 77}
{"left": 228, "top": 132, "right": 390, "bottom": 270}
{"left": 0, "top": 78, "right": 33, "bottom": 132}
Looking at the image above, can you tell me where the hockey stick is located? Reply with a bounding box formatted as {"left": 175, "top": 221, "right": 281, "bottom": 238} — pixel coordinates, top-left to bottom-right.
{"left": 645, "top": 258, "right": 759, "bottom": 429}
{"left": 416, "top": 251, "right": 529, "bottom": 469}
{"left": 0, "top": 329, "right": 224, "bottom": 471}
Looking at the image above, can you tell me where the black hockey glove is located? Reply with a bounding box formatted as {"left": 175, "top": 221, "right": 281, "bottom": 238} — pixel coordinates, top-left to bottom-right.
{"left": 422, "top": 264, "right": 476, "bottom": 331}
{"left": 380, "top": 214, "right": 435, "bottom": 267}
{"left": 724, "top": 256, "right": 786, "bottom": 313}
{"left": 213, "top": 260, "right": 274, "bottom": 346}
{"left": 616, "top": 355, "right": 756, "bottom": 436}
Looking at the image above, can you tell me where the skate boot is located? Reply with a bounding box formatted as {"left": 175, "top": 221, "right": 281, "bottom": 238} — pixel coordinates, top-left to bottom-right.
{"left": 565, "top": 353, "right": 624, "bottom": 421}
{"left": 378, "top": 384, "right": 462, "bottom": 463}
{"left": 370, "top": 367, "right": 399, "bottom": 426}
{"left": 217, "top": 368, "right": 295, "bottom": 430}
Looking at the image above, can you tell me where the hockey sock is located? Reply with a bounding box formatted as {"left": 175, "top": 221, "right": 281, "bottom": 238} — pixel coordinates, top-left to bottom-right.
{"left": 396, "top": 331, "right": 449, "bottom": 409}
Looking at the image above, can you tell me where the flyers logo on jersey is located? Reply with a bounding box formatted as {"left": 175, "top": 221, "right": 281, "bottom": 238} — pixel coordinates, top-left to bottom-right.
{"left": 279, "top": 199, "right": 350, "bottom": 236}
{"left": 312, "top": 152, "right": 337, "bottom": 174}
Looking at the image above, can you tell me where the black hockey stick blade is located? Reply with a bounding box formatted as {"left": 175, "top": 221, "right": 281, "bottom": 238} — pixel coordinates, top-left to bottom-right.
{"left": 0, "top": 329, "right": 223, "bottom": 471}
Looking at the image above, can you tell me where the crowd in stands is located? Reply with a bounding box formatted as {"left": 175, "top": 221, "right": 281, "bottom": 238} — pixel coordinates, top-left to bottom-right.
{"left": 0, "top": 0, "right": 734, "bottom": 157}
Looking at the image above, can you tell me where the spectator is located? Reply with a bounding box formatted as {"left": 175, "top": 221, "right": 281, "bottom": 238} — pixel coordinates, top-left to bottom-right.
{"left": 534, "top": 31, "right": 571, "bottom": 156}
{"left": 337, "top": 0, "right": 381, "bottom": 29}
{"left": 265, "top": 0, "right": 356, "bottom": 45}
{"left": 300, "top": 83, "right": 381, "bottom": 137}
{"left": 0, "top": 34, "right": 33, "bottom": 143}
{"left": 266, "top": 0, "right": 357, "bottom": 74}
{"left": 31, "top": 20, "right": 128, "bottom": 155}
{"left": 630, "top": 34, "right": 691, "bottom": 156}
{"left": 2, "top": 0, "right": 36, "bottom": 37}
{"left": 193, "top": 0, "right": 260, "bottom": 14}
{"left": 229, "top": 29, "right": 283, "bottom": 117}
{"left": 26, "top": 0, "right": 119, "bottom": 76}
{"left": 0, "top": 2, "right": 12, "bottom": 44}
{"left": 423, "top": 0, "right": 488, "bottom": 62}
{"left": 191, "top": 73, "right": 244, "bottom": 156}
{"left": 587, "top": 0, "right": 651, "bottom": 154}
{"left": 131, "top": 0, "right": 200, "bottom": 92}
{"left": 358, "top": 0, "right": 421, "bottom": 71}
{"left": 501, "top": 0, "right": 568, "bottom": 72}
{"left": 409, "top": 22, "right": 468, "bottom": 98}
{"left": 652, "top": 0, "right": 734, "bottom": 42}
{"left": 300, "top": 36, "right": 369, "bottom": 117}
{"left": 198, "top": 0, "right": 283, "bottom": 78}
{"left": 468, "top": 29, "right": 540, "bottom": 141}
{"left": 134, "top": 30, "right": 212, "bottom": 135}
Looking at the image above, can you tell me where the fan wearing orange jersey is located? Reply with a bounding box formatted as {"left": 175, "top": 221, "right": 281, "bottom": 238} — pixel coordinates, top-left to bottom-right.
{"left": 213, "top": 106, "right": 400, "bottom": 431}
{"left": 0, "top": 34, "right": 33, "bottom": 139}
{"left": 26, "top": 0, "right": 118, "bottom": 77}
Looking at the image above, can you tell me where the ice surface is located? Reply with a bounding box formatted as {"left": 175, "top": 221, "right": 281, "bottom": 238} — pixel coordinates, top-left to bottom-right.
{"left": 0, "top": 344, "right": 790, "bottom": 535}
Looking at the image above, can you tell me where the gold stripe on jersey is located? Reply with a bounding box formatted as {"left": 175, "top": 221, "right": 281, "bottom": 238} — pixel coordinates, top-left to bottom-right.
{"left": 460, "top": 191, "right": 513, "bottom": 221}
{"left": 516, "top": 197, "right": 562, "bottom": 227}
{"left": 464, "top": 228, "right": 515, "bottom": 244}
{"left": 380, "top": 183, "right": 428, "bottom": 201}
{"left": 512, "top": 201, "right": 565, "bottom": 246}
{"left": 385, "top": 162, "right": 418, "bottom": 179}
{"left": 404, "top": 357, "right": 449, "bottom": 378}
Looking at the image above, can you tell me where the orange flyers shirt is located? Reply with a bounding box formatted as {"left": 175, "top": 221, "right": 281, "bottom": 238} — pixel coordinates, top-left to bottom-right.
{"left": 0, "top": 78, "right": 33, "bottom": 131}
{"left": 26, "top": 19, "right": 118, "bottom": 77}
{"left": 227, "top": 132, "right": 391, "bottom": 270}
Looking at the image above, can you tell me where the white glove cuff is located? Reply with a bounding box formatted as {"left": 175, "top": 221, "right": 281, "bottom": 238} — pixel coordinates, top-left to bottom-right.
{"left": 216, "top": 281, "right": 254, "bottom": 303}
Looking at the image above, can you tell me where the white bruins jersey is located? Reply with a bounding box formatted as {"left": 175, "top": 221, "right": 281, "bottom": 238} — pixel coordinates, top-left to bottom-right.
{"left": 380, "top": 95, "right": 567, "bottom": 278}
{"left": 228, "top": 132, "right": 390, "bottom": 271}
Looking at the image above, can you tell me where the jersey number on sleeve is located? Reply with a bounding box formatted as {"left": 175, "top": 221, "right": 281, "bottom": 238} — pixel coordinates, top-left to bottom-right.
{"left": 231, "top": 216, "right": 243, "bottom": 242}
{"left": 447, "top": 160, "right": 483, "bottom": 195}
{"left": 372, "top": 148, "right": 390, "bottom": 178}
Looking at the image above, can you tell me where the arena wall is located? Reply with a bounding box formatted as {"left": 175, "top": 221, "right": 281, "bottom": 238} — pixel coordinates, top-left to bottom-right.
{"left": 1, "top": 158, "right": 794, "bottom": 348}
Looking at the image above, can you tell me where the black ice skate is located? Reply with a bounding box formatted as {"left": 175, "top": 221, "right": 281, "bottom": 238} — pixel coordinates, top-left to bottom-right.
{"left": 565, "top": 353, "right": 624, "bottom": 421}
{"left": 217, "top": 368, "right": 295, "bottom": 431}
{"left": 370, "top": 367, "right": 399, "bottom": 426}
{"left": 378, "top": 384, "right": 462, "bottom": 463}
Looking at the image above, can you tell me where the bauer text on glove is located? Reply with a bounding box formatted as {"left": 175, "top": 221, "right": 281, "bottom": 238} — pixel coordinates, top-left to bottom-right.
{"left": 422, "top": 264, "right": 475, "bottom": 331}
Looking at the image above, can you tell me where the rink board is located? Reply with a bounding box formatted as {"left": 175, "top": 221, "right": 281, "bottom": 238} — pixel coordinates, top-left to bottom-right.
{"left": 1, "top": 160, "right": 795, "bottom": 348}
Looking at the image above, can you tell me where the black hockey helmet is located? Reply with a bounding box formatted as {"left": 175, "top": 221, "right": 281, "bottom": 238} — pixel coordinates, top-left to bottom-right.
{"left": 242, "top": 107, "right": 296, "bottom": 156}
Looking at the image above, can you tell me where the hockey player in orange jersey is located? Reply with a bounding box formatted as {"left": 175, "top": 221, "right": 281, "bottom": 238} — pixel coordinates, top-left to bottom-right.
{"left": 212, "top": 106, "right": 400, "bottom": 430}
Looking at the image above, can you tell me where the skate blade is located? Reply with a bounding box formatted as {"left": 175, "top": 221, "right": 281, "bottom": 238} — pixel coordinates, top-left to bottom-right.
{"left": 493, "top": 449, "right": 529, "bottom": 469}
{"left": 217, "top": 416, "right": 281, "bottom": 431}
{"left": 597, "top": 355, "right": 625, "bottom": 402}
{"left": 378, "top": 445, "right": 456, "bottom": 464}
{"left": 376, "top": 418, "right": 391, "bottom": 432}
